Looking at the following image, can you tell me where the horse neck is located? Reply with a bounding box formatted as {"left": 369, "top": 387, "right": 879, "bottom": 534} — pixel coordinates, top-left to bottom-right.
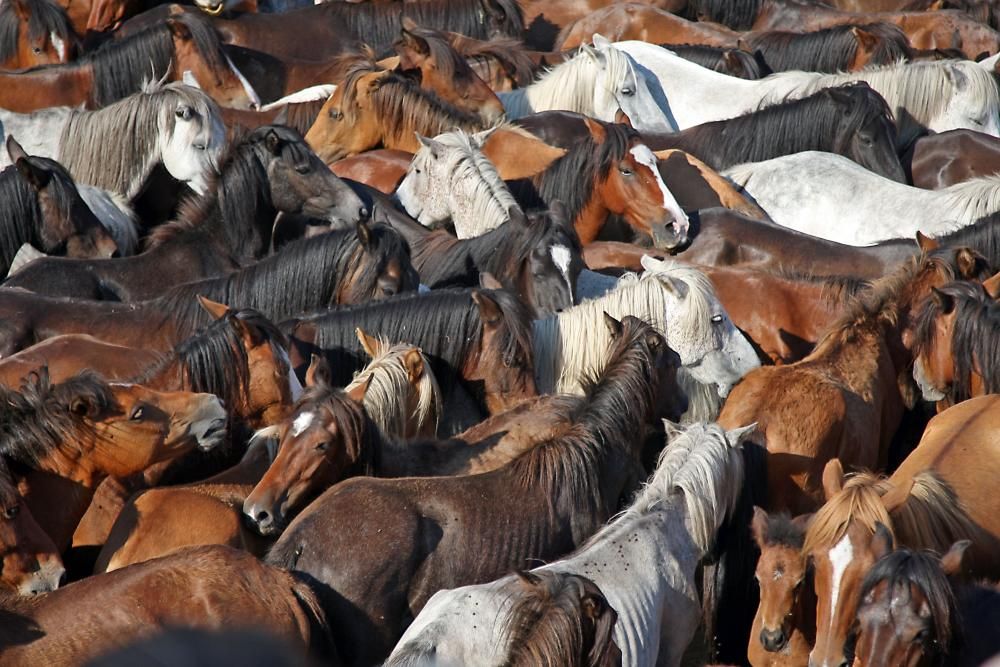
{"left": 20, "top": 468, "right": 95, "bottom": 552}
{"left": 0, "top": 65, "right": 91, "bottom": 111}
{"left": 567, "top": 188, "right": 609, "bottom": 245}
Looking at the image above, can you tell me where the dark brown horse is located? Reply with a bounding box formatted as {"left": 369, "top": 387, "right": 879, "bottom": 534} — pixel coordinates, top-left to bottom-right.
{"left": 666, "top": 43, "right": 772, "bottom": 79}
{"left": 906, "top": 129, "right": 1000, "bottom": 190}
{"left": 267, "top": 314, "right": 666, "bottom": 666}
{"left": 742, "top": 22, "right": 912, "bottom": 73}
{"left": 4, "top": 126, "right": 368, "bottom": 301}
{"left": 0, "top": 459, "right": 63, "bottom": 596}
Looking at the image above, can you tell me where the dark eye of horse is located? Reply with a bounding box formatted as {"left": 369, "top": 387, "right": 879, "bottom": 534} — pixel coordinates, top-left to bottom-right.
{"left": 3, "top": 505, "right": 18, "bottom": 519}
{"left": 176, "top": 107, "right": 194, "bottom": 121}
{"left": 295, "top": 164, "right": 311, "bottom": 175}
{"left": 130, "top": 406, "right": 144, "bottom": 421}
{"left": 32, "top": 46, "right": 42, "bottom": 54}
{"left": 315, "top": 441, "right": 329, "bottom": 452}
{"left": 619, "top": 165, "right": 634, "bottom": 176}
{"left": 914, "top": 630, "right": 929, "bottom": 644}
{"left": 329, "top": 109, "right": 342, "bottom": 121}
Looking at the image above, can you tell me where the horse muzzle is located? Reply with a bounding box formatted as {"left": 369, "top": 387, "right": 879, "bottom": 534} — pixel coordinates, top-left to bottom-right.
{"left": 649, "top": 219, "right": 688, "bottom": 251}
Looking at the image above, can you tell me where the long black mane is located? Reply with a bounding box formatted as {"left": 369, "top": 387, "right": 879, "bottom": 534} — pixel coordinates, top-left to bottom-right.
{"left": 746, "top": 23, "right": 911, "bottom": 73}
{"left": 934, "top": 214, "right": 1000, "bottom": 267}
{"left": 685, "top": 0, "right": 764, "bottom": 30}
{"left": 912, "top": 280, "right": 1000, "bottom": 402}
{"left": 0, "top": 0, "right": 75, "bottom": 64}
{"left": 648, "top": 83, "right": 898, "bottom": 172}
{"left": 667, "top": 44, "right": 772, "bottom": 79}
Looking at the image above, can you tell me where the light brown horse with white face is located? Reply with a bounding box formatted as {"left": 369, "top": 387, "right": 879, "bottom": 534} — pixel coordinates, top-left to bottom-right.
{"left": 0, "top": 460, "right": 63, "bottom": 596}
{"left": 805, "top": 394, "right": 1000, "bottom": 667}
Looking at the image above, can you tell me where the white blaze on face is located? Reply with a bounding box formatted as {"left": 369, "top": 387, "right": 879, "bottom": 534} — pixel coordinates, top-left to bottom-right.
{"left": 226, "top": 54, "right": 261, "bottom": 109}
{"left": 50, "top": 32, "right": 66, "bottom": 61}
{"left": 292, "top": 411, "right": 315, "bottom": 437}
{"left": 550, "top": 244, "right": 574, "bottom": 295}
{"left": 629, "top": 144, "right": 690, "bottom": 238}
{"left": 827, "top": 533, "right": 854, "bottom": 634}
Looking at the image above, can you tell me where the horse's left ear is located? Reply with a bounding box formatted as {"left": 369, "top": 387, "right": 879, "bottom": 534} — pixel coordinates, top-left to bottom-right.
{"left": 915, "top": 231, "right": 939, "bottom": 252}
{"left": 603, "top": 311, "right": 623, "bottom": 338}
{"left": 581, "top": 116, "right": 607, "bottom": 142}
{"left": 197, "top": 295, "right": 230, "bottom": 320}
{"left": 402, "top": 348, "right": 425, "bottom": 384}
{"left": 14, "top": 156, "right": 50, "bottom": 190}
{"left": 614, "top": 108, "right": 634, "bottom": 128}
{"left": 397, "top": 18, "right": 429, "bottom": 56}
{"left": 355, "top": 327, "right": 380, "bottom": 359}
{"left": 6, "top": 136, "right": 28, "bottom": 165}
{"left": 591, "top": 33, "right": 612, "bottom": 50}
{"left": 165, "top": 17, "right": 193, "bottom": 41}
{"left": 471, "top": 289, "right": 503, "bottom": 325}
{"left": 346, "top": 374, "right": 372, "bottom": 403}
{"left": 822, "top": 458, "right": 845, "bottom": 501}
{"left": 956, "top": 247, "right": 990, "bottom": 280}
{"left": 726, "top": 422, "right": 758, "bottom": 446}
{"left": 263, "top": 129, "right": 284, "bottom": 155}
{"left": 983, "top": 270, "right": 1000, "bottom": 299}
{"left": 479, "top": 272, "right": 503, "bottom": 290}
{"left": 870, "top": 522, "right": 894, "bottom": 560}
{"left": 880, "top": 477, "right": 914, "bottom": 514}
{"left": 851, "top": 26, "right": 880, "bottom": 53}
{"left": 10, "top": 0, "right": 30, "bottom": 20}
{"left": 940, "top": 540, "right": 972, "bottom": 577}
{"left": 356, "top": 220, "right": 373, "bottom": 249}
{"left": 305, "top": 354, "right": 331, "bottom": 388}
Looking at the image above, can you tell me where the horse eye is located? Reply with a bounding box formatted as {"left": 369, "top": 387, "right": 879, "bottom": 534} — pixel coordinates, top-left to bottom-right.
{"left": 130, "top": 406, "right": 144, "bottom": 421}
{"left": 619, "top": 164, "right": 634, "bottom": 176}
{"left": 175, "top": 107, "right": 194, "bottom": 121}
{"left": 621, "top": 87, "right": 634, "bottom": 96}
{"left": 32, "top": 47, "right": 42, "bottom": 54}
{"left": 295, "top": 164, "right": 311, "bottom": 175}
{"left": 3, "top": 505, "right": 18, "bottom": 519}
{"left": 315, "top": 441, "right": 329, "bottom": 452}
{"left": 329, "top": 109, "right": 342, "bottom": 120}
{"left": 711, "top": 314, "right": 724, "bottom": 324}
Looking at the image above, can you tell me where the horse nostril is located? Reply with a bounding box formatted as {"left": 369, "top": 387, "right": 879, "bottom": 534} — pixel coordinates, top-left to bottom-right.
{"left": 255, "top": 510, "right": 270, "bottom": 523}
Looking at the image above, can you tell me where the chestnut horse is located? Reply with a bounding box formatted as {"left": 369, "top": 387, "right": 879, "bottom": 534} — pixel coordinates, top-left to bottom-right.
{"left": 267, "top": 314, "right": 666, "bottom": 666}
{"left": 0, "top": 545, "right": 336, "bottom": 666}
{"left": 804, "top": 393, "right": 1000, "bottom": 667}
{"left": 0, "top": 0, "right": 77, "bottom": 70}
{"left": 717, "top": 246, "right": 993, "bottom": 515}
{"left": 0, "top": 459, "right": 64, "bottom": 596}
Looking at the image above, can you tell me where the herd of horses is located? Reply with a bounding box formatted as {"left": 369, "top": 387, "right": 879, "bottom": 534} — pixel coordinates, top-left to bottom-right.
{"left": 0, "top": 0, "right": 999, "bottom": 664}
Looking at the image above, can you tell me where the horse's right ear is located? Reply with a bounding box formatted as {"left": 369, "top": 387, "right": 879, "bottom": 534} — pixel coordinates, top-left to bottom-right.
{"left": 822, "top": 458, "right": 845, "bottom": 501}
{"left": 355, "top": 327, "right": 379, "bottom": 359}
{"left": 14, "top": 156, "right": 50, "bottom": 190}
{"left": 581, "top": 116, "right": 607, "bottom": 142}
{"left": 915, "top": 231, "right": 939, "bottom": 252}
{"left": 471, "top": 289, "right": 503, "bottom": 325}
{"left": 6, "top": 136, "right": 28, "bottom": 165}
{"left": 851, "top": 26, "right": 880, "bottom": 53}
{"left": 414, "top": 133, "right": 442, "bottom": 159}
{"left": 197, "top": 295, "right": 230, "bottom": 320}
{"left": 940, "top": 540, "right": 972, "bottom": 577}
{"left": 983, "top": 270, "right": 1000, "bottom": 299}
{"left": 931, "top": 287, "right": 955, "bottom": 314}
{"left": 263, "top": 128, "right": 284, "bottom": 155}
{"left": 603, "top": 311, "right": 623, "bottom": 338}
{"left": 870, "top": 522, "right": 894, "bottom": 560}
{"left": 10, "top": 0, "right": 30, "bottom": 20}
{"left": 165, "top": 17, "right": 193, "bottom": 41}
{"left": 506, "top": 206, "right": 527, "bottom": 227}
{"left": 305, "top": 354, "right": 331, "bottom": 388}
{"left": 402, "top": 348, "right": 425, "bottom": 384}
{"left": 614, "top": 107, "right": 634, "bottom": 128}
{"left": 397, "top": 18, "right": 429, "bottom": 55}
{"left": 479, "top": 272, "right": 503, "bottom": 290}
{"left": 751, "top": 506, "right": 769, "bottom": 549}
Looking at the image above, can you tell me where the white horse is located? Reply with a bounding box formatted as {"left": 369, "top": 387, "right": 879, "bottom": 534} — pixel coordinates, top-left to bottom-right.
{"left": 724, "top": 151, "right": 1000, "bottom": 245}
{"left": 614, "top": 39, "right": 1000, "bottom": 146}
{"left": 386, "top": 421, "right": 755, "bottom": 667}
{"left": 394, "top": 129, "right": 521, "bottom": 239}
{"left": 498, "top": 38, "right": 675, "bottom": 133}
{"left": 0, "top": 80, "right": 226, "bottom": 199}
{"left": 534, "top": 255, "right": 760, "bottom": 398}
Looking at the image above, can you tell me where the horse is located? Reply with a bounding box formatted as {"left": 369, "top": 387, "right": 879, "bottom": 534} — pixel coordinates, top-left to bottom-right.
{"left": 266, "top": 314, "right": 667, "bottom": 666}
{"left": 380, "top": 196, "right": 582, "bottom": 316}
{"left": 0, "top": 545, "right": 336, "bottom": 667}
{"left": 0, "top": 0, "right": 77, "bottom": 70}
{"left": 748, "top": 508, "right": 815, "bottom": 667}
{"left": 803, "top": 393, "right": 1000, "bottom": 667}
{"left": 642, "top": 83, "right": 906, "bottom": 183}
{"left": 717, "top": 245, "right": 992, "bottom": 516}
{"left": 854, "top": 541, "right": 1000, "bottom": 667}
{"left": 725, "top": 152, "right": 1000, "bottom": 245}
{"left": 614, "top": 40, "right": 1000, "bottom": 148}
{"left": 536, "top": 255, "right": 759, "bottom": 400}
{"left": 387, "top": 420, "right": 755, "bottom": 667}
{"left": 444, "top": 31, "right": 536, "bottom": 92}
{"left": 907, "top": 129, "right": 1000, "bottom": 190}
{"left": 0, "top": 138, "right": 117, "bottom": 276}
{"left": 0, "top": 80, "right": 225, "bottom": 203}
{"left": 742, "top": 23, "right": 912, "bottom": 73}
{"left": 666, "top": 43, "right": 772, "bottom": 79}
{"left": 555, "top": 4, "right": 740, "bottom": 50}
{"left": 0, "top": 223, "right": 417, "bottom": 356}
{"left": 497, "top": 40, "right": 674, "bottom": 134}
{"left": 393, "top": 129, "right": 522, "bottom": 239}
{"left": 283, "top": 286, "right": 536, "bottom": 432}
{"left": 4, "top": 125, "right": 368, "bottom": 301}
{"left": 0, "top": 14, "right": 258, "bottom": 112}
{"left": 909, "top": 277, "right": 1000, "bottom": 407}
{"left": 0, "top": 459, "right": 64, "bottom": 596}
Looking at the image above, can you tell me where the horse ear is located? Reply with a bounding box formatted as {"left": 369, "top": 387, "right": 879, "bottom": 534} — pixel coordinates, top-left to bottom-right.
{"left": 581, "top": 116, "right": 607, "bottom": 143}
{"left": 956, "top": 247, "right": 988, "bottom": 280}
{"left": 915, "top": 231, "right": 939, "bottom": 252}
{"left": 931, "top": 287, "right": 955, "bottom": 314}
{"left": 603, "top": 311, "right": 623, "bottom": 338}
{"left": 983, "top": 270, "right": 1000, "bottom": 299}
{"left": 751, "top": 506, "right": 769, "bottom": 549}
{"left": 263, "top": 128, "right": 284, "bottom": 155}
{"left": 939, "top": 540, "right": 971, "bottom": 577}
{"left": 402, "top": 348, "right": 425, "bottom": 384}
{"left": 661, "top": 418, "right": 683, "bottom": 442}
{"left": 398, "top": 18, "right": 429, "bottom": 56}
{"left": 305, "top": 354, "right": 331, "bottom": 388}
{"left": 614, "top": 108, "right": 634, "bottom": 128}
{"left": 6, "top": 136, "right": 28, "bottom": 165}
{"left": 471, "top": 126, "right": 498, "bottom": 148}
{"left": 722, "top": 49, "right": 742, "bottom": 73}
{"left": 414, "top": 133, "right": 442, "bottom": 159}
{"left": 791, "top": 512, "right": 815, "bottom": 534}
{"left": 356, "top": 220, "right": 373, "bottom": 249}
{"left": 851, "top": 26, "right": 880, "bottom": 53}
{"left": 548, "top": 200, "right": 570, "bottom": 228}
{"left": 14, "top": 156, "right": 50, "bottom": 190}
{"left": 346, "top": 374, "right": 372, "bottom": 403}
{"left": 880, "top": 477, "right": 914, "bottom": 514}
{"left": 197, "top": 295, "right": 230, "bottom": 320}
{"left": 479, "top": 271, "right": 503, "bottom": 290}
{"left": 823, "top": 85, "right": 854, "bottom": 110}
{"left": 471, "top": 289, "right": 503, "bottom": 325}
{"left": 70, "top": 395, "right": 98, "bottom": 419}
{"left": 505, "top": 206, "right": 528, "bottom": 227}
{"left": 165, "top": 17, "right": 193, "bottom": 41}
{"left": 726, "top": 422, "right": 758, "bottom": 446}
{"left": 870, "top": 522, "right": 894, "bottom": 560}
{"left": 591, "top": 33, "right": 612, "bottom": 50}
{"left": 822, "top": 458, "right": 845, "bottom": 501}
{"left": 355, "top": 327, "right": 380, "bottom": 359}
{"left": 654, "top": 274, "right": 689, "bottom": 300}
{"left": 581, "top": 590, "right": 619, "bottom": 667}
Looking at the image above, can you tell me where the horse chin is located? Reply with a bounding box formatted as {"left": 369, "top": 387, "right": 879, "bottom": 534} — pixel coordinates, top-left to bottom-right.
{"left": 648, "top": 220, "right": 688, "bottom": 251}
{"left": 913, "top": 360, "right": 947, "bottom": 403}
{"left": 18, "top": 562, "right": 66, "bottom": 596}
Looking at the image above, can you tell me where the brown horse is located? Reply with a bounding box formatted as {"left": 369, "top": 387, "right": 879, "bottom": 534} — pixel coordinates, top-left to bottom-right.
{"left": 748, "top": 507, "right": 815, "bottom": 667}
{"left": 741, "top": 22, "right": 912, "bottom": 73}
{"left": 517, "top": 0, "right": 684, "bottom": 50}
{"left": 0, "top": 0, "right": 78, "bottom": 70}
{"left": 907, "top": 129, "right": 1000, "bottom": 190}
{"left": 717, "top": 245, "right": 992, "bottom": 516}
{"left": 267, "top": 314, "right": 666, "bottom": 666}
{"left": 555, "top": 4, "right": 739, "bottom": 50}
{"left": 908, "top": 275, "right": 1000, "bottom": 408}
{"left": 444, "top": 31, "right": 536, "bottom": 91}
{"left": 666, "top": 43, "right": 772, "bottom": 79}
{"left": 804, "top": 392, "right": 1000, "bottom": 667}
{"left": 0, "top": 460, "right": 63, "bottom": 596}
{"left": 0, "top": 545, "right": 337, "bottom": 666}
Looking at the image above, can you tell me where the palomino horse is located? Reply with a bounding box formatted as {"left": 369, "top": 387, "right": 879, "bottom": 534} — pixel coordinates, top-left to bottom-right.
{"left": 0, "top": 137, "right": 116, "bottom": 275}
{"left": 0, "top": 459, "right": 64, "bottom": 596}
{"left": 0, "top": 14, "right": 257, "bottom": 112}
{"left": 725, "top": 152, "right": 1000, "bottom": 245}
{"left": 5, "top": 125, "right": 368, "bottom": 301}
{"left": 388, "top": 421, "right": 756, "bottom": 667}
{"left": 0, "top": 545, "right": 335, "bottom": 666}
{"left": 718, "top": 245, "right": 993, "bottom": 516}
{"left": 0, "top": 0, "right": 77, "bottom": 69}
{"left": 267, "top": 314, "right": 668, "bottom": 666}
{"left": 748, "top": 508, "right": 814, "bottom": 667}
{"left": 0, "top": 223, "right": 417, "bottom": 356}
{"left": 804, "top": 394, "right": 1000, "bottom": 667}
{"left": 910, "top": 277, "right": 1000, "bottom": 407}
{"left": 1, "top": 369, "right": 226, "bottom": 550}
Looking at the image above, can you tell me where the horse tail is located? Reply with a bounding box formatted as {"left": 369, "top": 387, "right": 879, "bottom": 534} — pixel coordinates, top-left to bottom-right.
{"left": 290, "top": 571, "right": 341, "bottom": 664}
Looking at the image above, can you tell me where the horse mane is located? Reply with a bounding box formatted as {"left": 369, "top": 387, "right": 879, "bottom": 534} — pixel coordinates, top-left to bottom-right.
{"left": 348, "top": 337, "right": 442, "bottom": 438}
{"left": 803, "top": 472, "right": 893, "bottom": 554}
{"left": 666, "top": 44, "right": 771, "bottom": 79}
{"left": 933, "top": 213, "right": 1000, "bottom": 267}
{"left": 774, "top": 268, "right": 872, "bottom": 306}
{"left": 448, "top": 33, "right": 535, "bottom": 87}
{"left": 276, "top": 98, "right": 327, "bottom": 136}
{"left": 685, "top": 0, "right": 764, "bottom": 30}
{"left": 912, "top": 280, "right": 1000, "bottom": 402}
{"left": 58, "top": 80, "right": 221, "bottom": 199}
{"left": 0, "top": 0, "right": 74, "bottom": 64}
{"left": 396, "top": 22, "right": 469, "bottom": 81}
{"left": 860, "top": 548, "right": 961, "bottom": 661}
{"left": 670, "top": 83, "right": 896, "bottom": 171}
{"left": 746, "top": 23, "right": 911, "bottom": 73}
{"left": 0, "top": 368, "right": 117, "bottom": 467}
{"left": 760, "top": 512, "right": 806, "bottom": 550}
{"left": 939, "top": 175, "right": 1000, "bottom": 223}
{"left": 0, "top": 161, "right": 67, "bottom": 266}
{"left": 530, "top": 120, "right": 634, "bottom": 226}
